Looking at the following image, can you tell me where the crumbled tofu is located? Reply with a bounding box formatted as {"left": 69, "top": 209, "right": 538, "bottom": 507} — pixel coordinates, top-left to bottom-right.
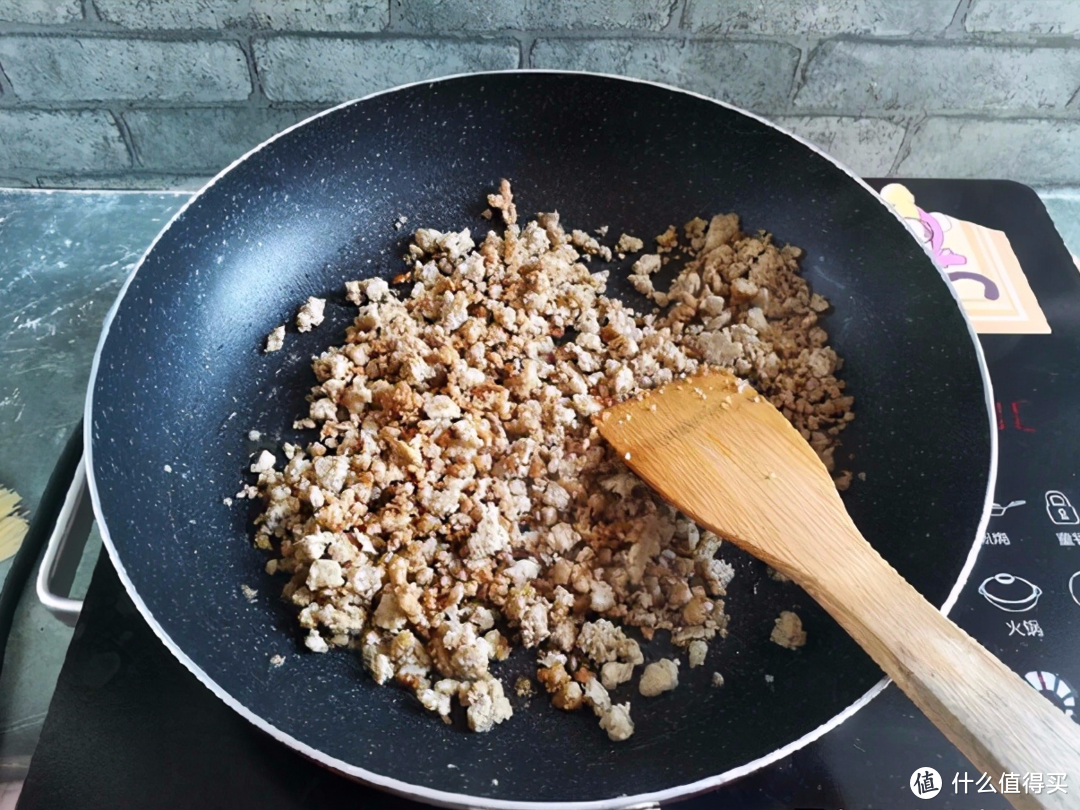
{"left": 250, "top": 181, "right": 853, "bottom": 740}
{"left": 466, "top": 505, "right": 509, "bottom": 559}
{"left": 639, "top": 659, "right": 679, "bottom": 697}
{"left": 687, "top": 639, "right": 707, "bottom": 668}
{"left": 578, "top": 620, "right": 641, "bottom": 666}
{"left": 770, "top": 610, "right": 807, "bottom": 649}
{"left": 582, "top": 675, "right": 611, "bottom": 714}
{"left": 598, "top": 702, "right": 634, "bottom": 741}
{"left": 306, "top": 559, "right": 344, "bottom": 590}
{"left": 514, "top": 676, "right": 534, "bottom": 697}
{"left": 373, "top": 592, "right": 408, "bottom": 632}
{"left": 264, "top": 325, "right": 285, "bottom": 353}
{"left": 370, "top": 652, "right": 395, "bottom": 684}
{"left": 655, "top": 225, "right": 678, "bottom": 252}
{"left": 346, "top": 277, "right": 390, "bottom": 305}
{"left": 601, "top": 661, "right": 635, "bottom": 690}
{"left": 632, "top": 253, "right": 661, "bottom": 276}
{"left": 580, "top": 674, "right": 633, "bottom": 740}
{"left": 270, "top": 654, "right": 285, "bottom": 667}
{"left": 312, "top": 455, "right": 348, "bottom": 493}
{"left": 767, "top": 566, "right": 790, "bottom": 582}
{"left": 241, "top": 584, "right": 258, "bottom": 603}
{"left": 711, "top": 671, "right": 725, "bottom": 688}
{"left": 419, "top": 688, "right": 452, "bottom": 718}
{"left": 590, "top": 580, "right": 616, "bottom": 612}
{"left": 571, "top": 229, "right": 613, "bottom": 261}
{"left": 487, "top": 178, "right": 517, "bottom": 225}
{"left": 295, "top": 297, "right": 326, "bottom": 332}
{"left": 461, "top": 676, "right": 513, "bottom": 732}
{"left": 250, "top": 450, "right": 276, "bottom": 474}
{"left": 552, "top": 680, "right": 584, "bottom": 711}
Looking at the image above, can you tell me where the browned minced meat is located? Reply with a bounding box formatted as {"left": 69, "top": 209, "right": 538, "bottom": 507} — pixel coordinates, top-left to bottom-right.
{"left": 246, "top": 184, "right": 850, "bottom": 739}
{"left": 770, "top": 610, "right": 807, "bottom": 649}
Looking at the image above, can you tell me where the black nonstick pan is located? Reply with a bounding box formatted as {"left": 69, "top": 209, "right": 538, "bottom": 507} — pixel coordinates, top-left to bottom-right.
{"left": 81, "top": 72, "right": 994, "bottom": 808}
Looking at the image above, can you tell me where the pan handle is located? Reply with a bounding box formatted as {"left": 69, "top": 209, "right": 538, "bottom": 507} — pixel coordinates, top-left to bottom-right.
{"left": 35, "top": 452, "right": 93, "bottom": 626}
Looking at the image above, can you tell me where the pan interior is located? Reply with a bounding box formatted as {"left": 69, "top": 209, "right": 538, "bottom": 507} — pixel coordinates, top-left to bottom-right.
{"left": 88, "top": 73, "right": 991, "bottom": 805}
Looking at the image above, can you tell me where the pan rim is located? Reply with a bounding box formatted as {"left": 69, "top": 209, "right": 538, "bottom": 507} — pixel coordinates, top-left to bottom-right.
{"left": 83, "top": 68, "right": 998, "bottom": 810}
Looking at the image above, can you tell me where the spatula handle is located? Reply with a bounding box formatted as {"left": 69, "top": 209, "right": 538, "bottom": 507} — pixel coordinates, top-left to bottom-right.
{"left": 807, "top": 536, "right": 1080, "bottom": 810}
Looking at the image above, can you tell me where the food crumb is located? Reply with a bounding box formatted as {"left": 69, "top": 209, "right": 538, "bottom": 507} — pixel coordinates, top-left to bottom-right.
{"left": 599, "top": 702, "right": 635, "bottom": 741}
{"left": 462, "top": 676, "right": 513, "bottom": 732}
{"left": 250, "top": 450, "right": 276, "bottom": 474}
{"left": 834, "top": 470, "right": 853, "bottom": 491}
{"left": 655, "top": 225, "right": 678, "bottom": 252}
{"left": 264, "top": 325, "right": 285, "bottom": 353}
{"left": 600, "top": 661, "right": 635, "bottom": 690}
{"left": 270, "top": 654, "right": 285, "bottom": 667}
{"left": 857, "top": 471, "right": 867, "bottom": 481}
{"left": 222, "top": 497, "right": 233, "bottom": 507}
{"left": 767, "top": 567, "right": 790, "bottom": 583}
{"left": 711, "top": 671, "right": 725, "bottom": 688}
{"left": 595, "top": 225, "right": 609, "bottom": 237}
{"left": 305, "top": 631, "right": 329, "bottom": 653}
{"left": 765, "top": 674, "right": 774, "bottom": 684}
{"left": 487, "top": 178, "right": 517, "bottom": 225}
{"left": 615, "top": 233, "right": 644, "bottom": 254}
{"left": 492, "top": 779, "right": 499, "bottom": 786}
{"left": 248, "top": 429, "right": 262, "bottom": 441}
{"left": 295, "top": 297, "right": 326, "bottom": 332}
{"left": 163, "top": 464, "right": 172, "bottom": 473}
{"left": 770, "top": 611, "right": 806, "bottom": 649}
{"left": 639, "top": 658, "right": 679, "bottom": 697}
{"left": 514, "top": 676, "right": 534, "bottom": 698}
{"left": 241, "top": 584, "right": 258, "bottom": 602}
{"left": 688, "top": 639, "right": 707, "bottom": 669}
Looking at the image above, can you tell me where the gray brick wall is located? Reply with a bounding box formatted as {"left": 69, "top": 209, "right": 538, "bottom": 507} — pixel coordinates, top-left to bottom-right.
{"left": 0, "top": 0, "right": 1078, "bottom": 188}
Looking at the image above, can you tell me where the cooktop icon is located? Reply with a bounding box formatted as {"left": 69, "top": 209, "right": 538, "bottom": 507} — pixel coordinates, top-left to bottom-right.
{"left": 1046, "top": 491, "right": 1079, "bottom": 525}
{"left": 978, "top": 573, "right": 1042, "bottom": 612}
{"left": 991, "top": 499, "right": 1026, "bottom": 517}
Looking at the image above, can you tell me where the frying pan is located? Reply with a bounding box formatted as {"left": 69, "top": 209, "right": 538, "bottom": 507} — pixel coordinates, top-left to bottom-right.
{"left": 77, "top": 72, "right": 994, "bottom": 808}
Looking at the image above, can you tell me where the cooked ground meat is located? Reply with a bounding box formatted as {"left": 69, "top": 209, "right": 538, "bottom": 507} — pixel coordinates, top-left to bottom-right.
{"left": 245, "top": 182, "right": 851, "bottom": 741}
{"left": 770, "top": 610, "right": 808, "bottom": 649}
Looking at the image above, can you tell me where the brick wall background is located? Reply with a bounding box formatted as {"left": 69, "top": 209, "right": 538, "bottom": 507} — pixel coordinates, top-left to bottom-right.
{"left": 1, "top": 0, "right": 1079, "bottom": 188}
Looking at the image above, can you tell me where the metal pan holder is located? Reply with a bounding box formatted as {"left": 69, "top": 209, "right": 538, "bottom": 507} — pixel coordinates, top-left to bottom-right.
{"left": 35, "top": 454, "right": 93, "bottom": 626}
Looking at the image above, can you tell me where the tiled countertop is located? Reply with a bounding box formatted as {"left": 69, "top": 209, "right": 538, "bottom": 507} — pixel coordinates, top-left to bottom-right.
{"left": 0, "top": 191, "right": 189, "bottom": 774}
{"left": 0, "top": 184, "right": 1077, "bottom": 780}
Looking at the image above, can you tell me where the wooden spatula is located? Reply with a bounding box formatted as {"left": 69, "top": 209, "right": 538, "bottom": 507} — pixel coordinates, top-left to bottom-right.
{"left": 597, "top": 368, "right": 1080, "bottom": 810}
